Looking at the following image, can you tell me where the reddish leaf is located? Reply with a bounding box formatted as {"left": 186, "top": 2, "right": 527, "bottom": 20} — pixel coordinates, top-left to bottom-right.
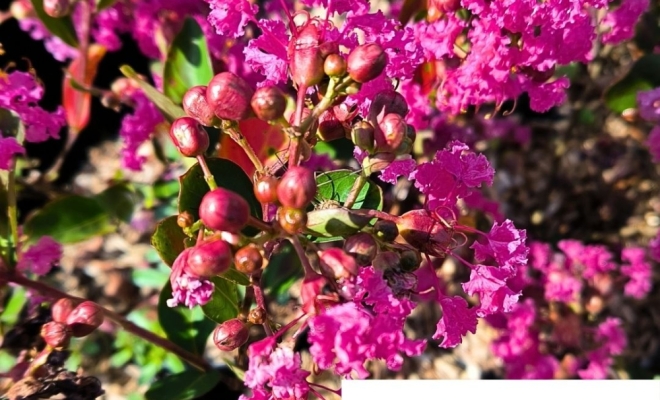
{"left": 414, "top": 61, "right": 437, "bottom": 96}
{"left": 217, "top": 118, "right": 288, "bottom": 179}
{"left": 63, "top": 44, "right": 106, "bottom": 134}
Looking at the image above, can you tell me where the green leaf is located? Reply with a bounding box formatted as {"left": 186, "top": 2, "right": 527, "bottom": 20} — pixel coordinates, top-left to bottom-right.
{"left": 95, "top": 0, "right": 118, "bottom": 11}
{"left": 315, "top": 170, "right": 383, "bottom": 210}
{"left": 120, "top": 65, "right": 186, "bottom": 123}
{"left": 23, "top": 195, "right": 111, "bottom": 244}
{"left": 305, "top": 207, "right": 372, "bottom": 239}
{"left": 132, "top": 268, "right": 170, "bottom": 289}
{"left": 262, "top": 241, "right": 303, "bottom": 300}
{"left": 604, "top": 54, "right": 660, "bottom": 113}
{"left": 164, "top": 18, "right": 214, "bottom": 104}
{"left": 219, "top": 268, "right": 250, "bottom": 286}
{"left": 223, "top": 358, "right": 245, "bottom": 381}
{"left": 151, "top": 216, "right": 188, "bottom": 266}
{"left": 145, "top": 369, "right": 220, "bottom": 400}
{"left": 30, "top": 0, "right": 78, "bottom": 48}
{"left": 178, "top": 158, "right": 261, "bottom": 235}
{"left": 201, "top": 276, "right": 240, "bottom": 324}
{"left": 157, "top": 283, "right": 216, "bottom": 356}
{"left": 0, "top": 287, "right": 27, "bottom": 325}
{"left": 94, "top": 184, "right": 139, "bottom": 223}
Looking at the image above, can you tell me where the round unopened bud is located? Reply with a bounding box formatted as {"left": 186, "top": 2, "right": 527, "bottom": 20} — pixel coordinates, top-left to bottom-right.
{"left": 254, "top": 176, "right": 280, "bottom": 204}
{"left": 10, "top": 0, "right": 33, "bottom": 20}
{"left": 277, "top": 206, "right": 307, "bottom": 235}
{"left": 319, "top": 248, "right": 358, "bottom": 280}
{"left": 324, "top": 54, "right": 347, "bottom": 77}
{"left": 169, "top": 117, "right": 210, "bottom": 157}
{"left": 375, "top": 113, "right": 406, "bottom": 152}
{"left": 369, "top": 91, "right": 409, "bottom": 123}
{"left": 182, "top": 85, "right": 217, "bottom": 126}
{"left": 372, "top": 251, "right": 401, "bottom": 271}
{"left": 43, "top": 0, "right": 71, "bottom": 18}
{"left": 374, "top": 220, "right": 399, "bottom": 242}
{"left": 234, "top": 244, "right": 263, "bottom": 275}
{"left": 177, "top": 211, "right": 195, "bottom": 229}
{"left": 400, "top": 249, "right": 422, "bottom": 272}
{"left": 51, "top": 298, "right": 78, "bottom": 324}
{"left": 41, "top": 321, "right": 71, "bottom": 348}
{"left": 344, "top": 233, "right": 378, "bottom": 266}
{"left": 277, "top": 166, "right": 317, "bottom": 209}
{"left": 396, "top": 210, "right": 453, "bottom": 257}
{"left": 248, "top": 307, "right": 267, "bottom": 325}
{"left": 206, "top": 72, "right": 254, "bottom": 121}
{"left": 362, "top": 152, "right": 396, "bottom": 175}
{"left": 251, "top": 86, "right": 286, "bottom": 122}
{"left": 66, "top": 301, "right": 104, "bottom": 337}
{"left": 351, "top": 121, "right": 375, "bottom": 152}
{"left": 318, "top": 110, "right": 348, "bottom": 142}
{"left": 289, "top": 23, "right": 325, "bottom": 88}
{"left": 188, "top": 239, "right": 233, "bottom": 277}
{"left": 213, "top": 319, "right": 249, "bottom": 351}
{"left": 319, "top": 41, "right": 339, "bottom": 58}
{"left": 199, "top": 188, "right": 250, "bottom": 233}
{"left": 347, "top": 43, "right": 387, "bottom": 83}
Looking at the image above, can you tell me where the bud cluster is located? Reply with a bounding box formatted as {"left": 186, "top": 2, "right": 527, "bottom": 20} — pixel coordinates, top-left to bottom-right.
{"left": 41, "top": 299, "right": 105, "bottom": 348}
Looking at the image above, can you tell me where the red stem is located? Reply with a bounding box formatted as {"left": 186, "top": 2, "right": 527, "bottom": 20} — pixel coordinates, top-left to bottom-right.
{"left": 251, "top": 275, "right": 273, "bottom": 336}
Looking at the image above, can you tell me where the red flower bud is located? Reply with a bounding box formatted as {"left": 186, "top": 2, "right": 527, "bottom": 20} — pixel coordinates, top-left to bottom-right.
{"left": 319, "top": 248, "right": 358, "bottom": 280}
{"left": 344, "top": 233, "right": 378, "bottom": 266}
{"left": 187, "top": 239, "right": 233, "bottom": 277}
{"left": 41, "top": 321, "right": 71, "bottom": 348}
{"left": 318, "top": 109, "right": 348, "bottom": 142}
{"left": 374, "top": 220, "right": 399, "bottom": 242}
{"left": 375, "top": 113, "right": 406, "bottom": 152}
{"left": 347, "top": 43, "right": 387, "bottom": 83}
{"left": 277, "top": 207, "right": 308, "bottom": 235}
{"left": 324, "top": 54, "right": 347, "bottom": 77}
{"left": 254, "top": 175, "right": 280, "bottom": 204}
{"left": 319, "top": 41, "right": 339, "bottom": 59}
{"left": 182, "top": 85, "right": 217, "bottom": 126}
{"left": 43, "top": 0, "right": 71, "bottom": 18}
{"left": 369, "top": 91, "right": 409, "bottom": 124}
{"left": 51, "top": 298, "right": 78, "bottom": 324}
{"left": 206, "top": 72, "right": 254, "bottom": 121}
{"left": 373, "top": 251, "right": 401, "bottom": 271}
{"left": 169, "top": 117, "right": 210, "bottom": 157}
{"left": 289, "top": 22, "right": 325, "bottom": 88}
{"left": 351, "top": 121, "right": 375, "bottom": 152}
{"left": 251, "top": 86, "right": 287, "bottom": 122}
{"left": 361, "top": 152, "right": 396, "bottom": 175}
{"left": 234, "top": 244, "right": 263, "bottom": 275}
{"left": 199, "top": 188, "right": 250, "bottom": 233}
{"left": 277, "top": 166, "right": 317, "bottom": 209}
{"left": 213, "top": 319, "right": 249, "bottom": 351}
{"left": 396, "top": 210, "right": 453, "bottom": 257}
{"left": 66, "top": 301, "right": 104, "bottom": 337}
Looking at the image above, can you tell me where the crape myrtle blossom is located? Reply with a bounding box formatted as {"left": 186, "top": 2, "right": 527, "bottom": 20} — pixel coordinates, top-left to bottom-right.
{"left": 16, "top": 236, "right": 63, "bottom": 276}
{"left": 637, "top": 88, "right": 660, "bottom": 162}
{"left": 0, "top": 135, "right": 25, "bottom": 170}
{"left": 166, "top": 248, "right": 214, "bottom": 309}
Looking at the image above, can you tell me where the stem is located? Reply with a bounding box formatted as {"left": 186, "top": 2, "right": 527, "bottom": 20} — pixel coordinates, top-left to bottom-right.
{"left": 350, "top": 208, "right": 399, "bottom": 223}
{"left": 309, "top": 382, "right": 342, "bottom": 396}
{"left": 196, "top": 155, "right": 218, "bottom": 190}
{"left": 290, "top": 235, "right": 316, "bottom": 277}
{"left": 3, "top": 273, "right": 211, "bottom": 372}
{"left": 225, "top": 125, "right": 264, "bottom": 175}
{"left": 342, "top": 173, "right": 367, "bottom": 209}
{"left": 251, "top": 274, "right": 273, "bottom": 336}
{"left": 7, "top": 161, "right": 18, "bottom": 269}
{"left": 288, "top": 87, "right": 308, "bottom": 169}
{"left": 247, "top": 215, "right": 274, "bottom": 233}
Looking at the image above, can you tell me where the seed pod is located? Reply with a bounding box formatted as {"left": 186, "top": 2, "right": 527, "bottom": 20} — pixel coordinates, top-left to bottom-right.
{"left": 319, "top": 248, "right": 358, "bottom": 280}
{"left": 206, "top": 72, "right": 254, "bottom": 121}
{"left": 347, "top": 43, "right": 387, "bottom": 83}
{"left": 372, "top": 251, "right": 401, "bottom": 271}
{"left": 351, "top": 120, "right": 375, "bottom": 152}
{"left": 169, "top": 117, "right": 210, "bottom": 157}
{"left": 400, "top": 249, "right": 422, "bottom": 272}
{"left": 318, "top": 109, "right": 348, "bottom": 142}
{"left": 187, "top": 239, "right": 233, "bottom": 278}
{"left": 43, "top": 0, "right": 71, "bottom": 18}
{"left": 277, "top": 166, "right": 317, "bottom": 209}
{"left": 324, "top": 54, "right": 347, "bottom": 77}
{"left": 362, "top": 152, "right": 396, "bottom": 175}
{"left": 374, "top": 220, "right": 399, "bottom": 242}
{"left": 369, "top": 90, "right": 409, "bottom": 123}
{"left": 289, "top": 22, "right": 325, "bottom": 88}
{"left": 251, "top": 86, "right": 287, "bottom": 122}
{"left": 277, "top": 206, "right": 307, "bottom": 235}
{"left": 41, "top": 321, "right": 71, "bottom": 348}
{"left": 396, "top": 210, "right": 453, "bottom": 257}
{"left": 254, "top": 175, "right": 280, "bottom": 204}
{"left": 182, "top": 85, "right": 217, "bottom": 126}
{"left": 66, "top": 301, "right": 104, "bottom": 337}
{"left": 177, "top": 211, "right": 195, "bottom": 229}
{"left": 248, "top": 307, "right": 267, "bottom": 325}
{"left": 199, "top": 188, "right": 250, "bottom": 233}
{"left": 344, "top": 233, "right": 378, "bottom": 266}
{"left": 51, "top": 298, "right": 78, "bottom": 324}
{"left": 213, "top": 319, "right": 249, "bottom": 351}
{"left": 234, "top": 244, "right": 263, "bottom": 275}
{"left": 375, "top": 113, "right": 406, "bottom": 152}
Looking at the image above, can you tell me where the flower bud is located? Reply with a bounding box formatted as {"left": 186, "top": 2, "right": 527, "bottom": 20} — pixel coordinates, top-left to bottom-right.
{"left": 10, "top": 0, "right": 33, "bottom": 20}
{"left": 318, "top": 110, "right": 348, "bottom": 142}
{"left": 375, "top": 113, "right": 406, "bottom": 152}
{"left": 199, "top": 188, "right": 250, "bottom": 233}
{"left": 319, "top": 41, "right": 339, "bottom": 59}
{"left": 374, "top": 220, "right": 399, "bottom": 242}
{"left": 400, "top": 249, "right": 422, "bottom": 272}
{"left": 289, "top": 22, "right": 325, "bottom": 88}
{"left": 234, "top": 244, "right": 263, "bottom": 275}
{"left": 324, "top": 54, "right": 347, "bottom": 77}
{"left": 396, "top": 210, "right": 453, "bottom": 257}
{"left": 206, "top": 72, "right": 254, "bottom": 121}
{"left": 372, "top": 251, "right": 401, "bottom": 271}
{"left": 362, "top": 152, "right": 396, "bottom": 175}
{"left": 187, "top": 239, "right": 233, "bottom": 277}
{"left": 41, "top": 321, "right": 71, "bottom": 348}
{"left": 351, "top": 121, "right": 375, "bottom": 152}
{"left": 277, "top": 166, "right": 317, "bottom": 209}
{"left": 369, "top": 91, "right": 409, "bottom": 123}
{"left": 51, "top": 298, "right": 78, "bottom": 324}
{"left": 251, "top": 86, "right": 287, "bottom": 122}
{"left": 66, "top": 301, "right": 104, "bottom": 337}
{"left": 43, "top": 0, "right": 71, "bottom": 18}
{"left": 182, "top": 85, "right": 217, "bottom": 126}
{"left": 319, "top": 248, "right": 358, "bottom": 280}
{"left": 277, "top": 207, "right": 307, "bottom": 235}
{"left": 344, "top": 233, "right": 378, "bottom": 266}
{"left": 254, "top": 175, "right": 280, "bottom": 204}
{"left": 177, "top": 211, "right": 195, "bottom": 229}
{"left": 347, "top": 43, "right": 387, "bottom": 83}
{"left": 169, "top": 117, "right": 210, "bottom": 157}
{"left": 213, "top": 319, "right": 249, "bottom": 351}
{"left": 248, "top": 307, "right": 267, "bottom": 325}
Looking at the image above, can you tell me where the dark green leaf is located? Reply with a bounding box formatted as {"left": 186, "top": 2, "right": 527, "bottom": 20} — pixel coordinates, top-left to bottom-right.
{"left": 262, "top": 241, "right": 303, "bottom": 300}
{"left": 315, "top": 170, "right": 383, "bottom": 210}
{"left": 30, "top": 0, "right": 78, "bottom": 48}
{"left": 305, "top": 207, "right": 372, "bottom": 239}
{"left": 219, "top": 268, "right": 250, "bottom": 286}
{"left": 94, "top": 184, "right": 139, "bottom": 223}
{"left": 23, "top": 195, "right": 111, "bottom": 244}
{"left": 157, "top": 283, "right": 216, "bottom": 356}
{"left": 154, "top": 180, "right": 180, "bottom": 199}
{"left": 201, "top": 277, "right": 240, "bottom": 324}
{"left": 119, "top": 65, "right": 186, "bottom": 123}
{"left": 604, "top": 54, "right": 660, "bottom": 113}
{"left": 145, "top": 369, "right": 220, "bottom": 400}
{"left": 151, "top": 216, "right": 188, "bottom": 266}
{"left": 0, "top": 287, "right": 27, "bottom": 325}
{"left": 164, "top": 18, "right": 213, "bottom": 104}
{"left": 178, "top": 158, "right": 261, "bottom": 236}
{"left": 95, "top": 0, "right": 118, "bottom": 11}
{"left": 223, "top": 358, "right": 245, "bottom": 381}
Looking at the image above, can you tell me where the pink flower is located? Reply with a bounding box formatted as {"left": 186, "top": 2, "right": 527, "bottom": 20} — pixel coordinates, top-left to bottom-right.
{"left": 0, "top": 136, "right": 25, "bottom": 170}
{"left": 17, "top": 18, "right": 78, "bottom": 62}
{"left": 646, "top": 126, "right": 660, "bottom": 163}
{"left": 167, "top": 248, "right": 214, "bottom": 309}
{"left": 638, "top": 87, "right": 660, "bottom": 123}
{"left": 243, "top": 20, "right": 289, "bottom": 87}
{"left": 300, "top": 0, "right": 370, "bottom": 15}
{"left": 620, "top": 247, "right": 652, "bottom": 299}
{"left": 119, "top": 91, "right": 164, "bottom": 171}
{"left": 16, "top": 236, "right": 62, "bottom": 276}
{"left": 649, "top": 232, "right": 660, "bottom": 262}
{"left": 543, "top": 267, "right": 582, "bottom": 303}
{"left": 602, "top": 0, "right": 649, "bottom": 44}
{"left": 462, "top": 264, "right": 521, "bottom": 316}
{"left": 379, "top": 157, "right": 417, "bottom": 185}
{"left": 471, "top": 219, "right": 528, "bottom": 272}
{"left": 206, "top": 0, "right": 258, "bottom": 38}
{"left": 433, "top": 296, "right": 478, "bottom": 348}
